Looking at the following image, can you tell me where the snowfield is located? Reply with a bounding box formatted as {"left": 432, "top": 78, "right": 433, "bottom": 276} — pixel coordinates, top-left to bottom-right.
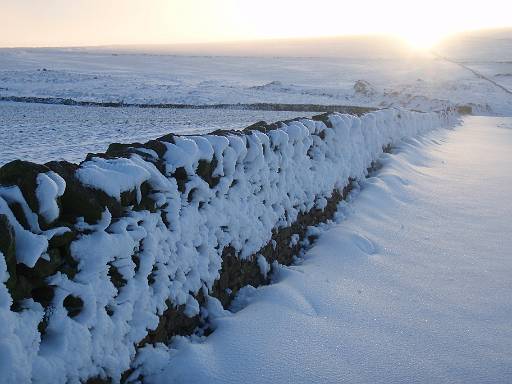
{"left": 141, "top": 116, "right": 512, "bottom": 383}
{"left": 1, "top": 30, "right": 511, "bottom": 166}
{"left": 0, "top": 102, "right": 317, "bottom": 165}
{"left": 0, "top": 47, "right": 509, "bottom": 114}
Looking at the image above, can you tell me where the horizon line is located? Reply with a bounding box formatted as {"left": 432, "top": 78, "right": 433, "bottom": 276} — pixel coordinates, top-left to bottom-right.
{"left": 1, "top": 26, "right": 510, "bottom": 50}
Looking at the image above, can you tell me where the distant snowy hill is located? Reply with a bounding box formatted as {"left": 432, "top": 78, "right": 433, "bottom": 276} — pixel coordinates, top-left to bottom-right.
{"left": 436, "top": 28, "right": 512, "bottom": 62}
{"left": 91, "top": 35, "right": 418, "bottom": 59}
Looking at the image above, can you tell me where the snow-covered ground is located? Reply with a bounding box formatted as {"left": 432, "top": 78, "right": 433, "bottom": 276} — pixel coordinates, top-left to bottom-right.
{"left": 435, "top": 29, "right": 512, "bottom": 95}
{"left": 0, "top": 47, "right": 509, "bottom": 113}
{"left": 1, "top": 30, "right": 511, "bottom": 166}
{"left": 140, "top": 116, "right": 512, "bottom": 383}
{"left": 470, "top": 62, "right": 512, "bottom": 92}
{"left": 0, "top": 102, "right": 316, "bottom": 165}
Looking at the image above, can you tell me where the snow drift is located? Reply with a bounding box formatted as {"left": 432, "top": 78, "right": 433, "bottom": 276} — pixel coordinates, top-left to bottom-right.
{"left": 0, "top": 108, "right": 456, "bottom": 383}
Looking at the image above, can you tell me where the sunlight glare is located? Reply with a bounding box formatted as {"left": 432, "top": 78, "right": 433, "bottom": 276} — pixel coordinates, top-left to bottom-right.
{"left": 400, "top": 30, "right": 446, "bottom": 50}
{"left": 0, "top": 0, "right": 511, "bottom": 47}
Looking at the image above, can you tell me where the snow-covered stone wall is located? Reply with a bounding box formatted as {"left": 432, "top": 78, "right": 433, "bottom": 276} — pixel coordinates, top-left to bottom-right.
{"left": 0, "top": 108, "right": 456, "bottom": 383}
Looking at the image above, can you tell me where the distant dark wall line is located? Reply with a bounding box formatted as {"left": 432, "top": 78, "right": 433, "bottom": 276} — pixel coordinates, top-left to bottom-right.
{"left": 0, "top": 95, "right": 376, "bottom": 115}
{"left": 436, "top": 54, "right": 512, "bottom": 95}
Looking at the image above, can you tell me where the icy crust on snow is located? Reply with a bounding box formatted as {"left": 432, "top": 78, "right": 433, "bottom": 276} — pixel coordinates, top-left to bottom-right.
{"left": 0, "top": 108, "right": 455, "bottom": 383}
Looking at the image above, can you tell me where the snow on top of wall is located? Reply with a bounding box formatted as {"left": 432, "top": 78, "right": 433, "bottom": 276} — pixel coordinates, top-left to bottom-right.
{"left": 0, "top": 184, "right": 69, "bottom": 268}
{"left": 36, "top": 171, "right": 66, "bottom": 223}
{"left": 0, "top": 251, "right": 44, "bottom": 383}
{"left": 75, "top": 157, "right": 151, "bottom": 202}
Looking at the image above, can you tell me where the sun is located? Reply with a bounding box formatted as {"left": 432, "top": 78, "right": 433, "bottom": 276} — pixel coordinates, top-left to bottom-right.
{"left": 397, "top": 27, "right": 450, "bottom": 51}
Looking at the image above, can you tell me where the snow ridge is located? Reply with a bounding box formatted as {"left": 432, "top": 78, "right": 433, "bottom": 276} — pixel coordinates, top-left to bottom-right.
{"left": 0, "top": 108, "right": 456, "bottom": 383}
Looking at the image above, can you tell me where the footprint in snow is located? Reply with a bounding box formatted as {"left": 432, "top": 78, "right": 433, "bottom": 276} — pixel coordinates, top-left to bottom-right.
{"left": 351, "top": 233, "right": 377, "bottom": 255}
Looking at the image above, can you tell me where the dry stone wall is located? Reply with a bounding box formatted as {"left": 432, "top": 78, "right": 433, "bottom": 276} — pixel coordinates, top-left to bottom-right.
{"left": 0, "top": 107, "right": 456, "bottom": 383}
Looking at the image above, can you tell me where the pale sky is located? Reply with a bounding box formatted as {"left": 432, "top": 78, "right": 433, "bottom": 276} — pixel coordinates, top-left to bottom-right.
{"left": 1, "top": 0, "right": 511, "bottom": 48}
